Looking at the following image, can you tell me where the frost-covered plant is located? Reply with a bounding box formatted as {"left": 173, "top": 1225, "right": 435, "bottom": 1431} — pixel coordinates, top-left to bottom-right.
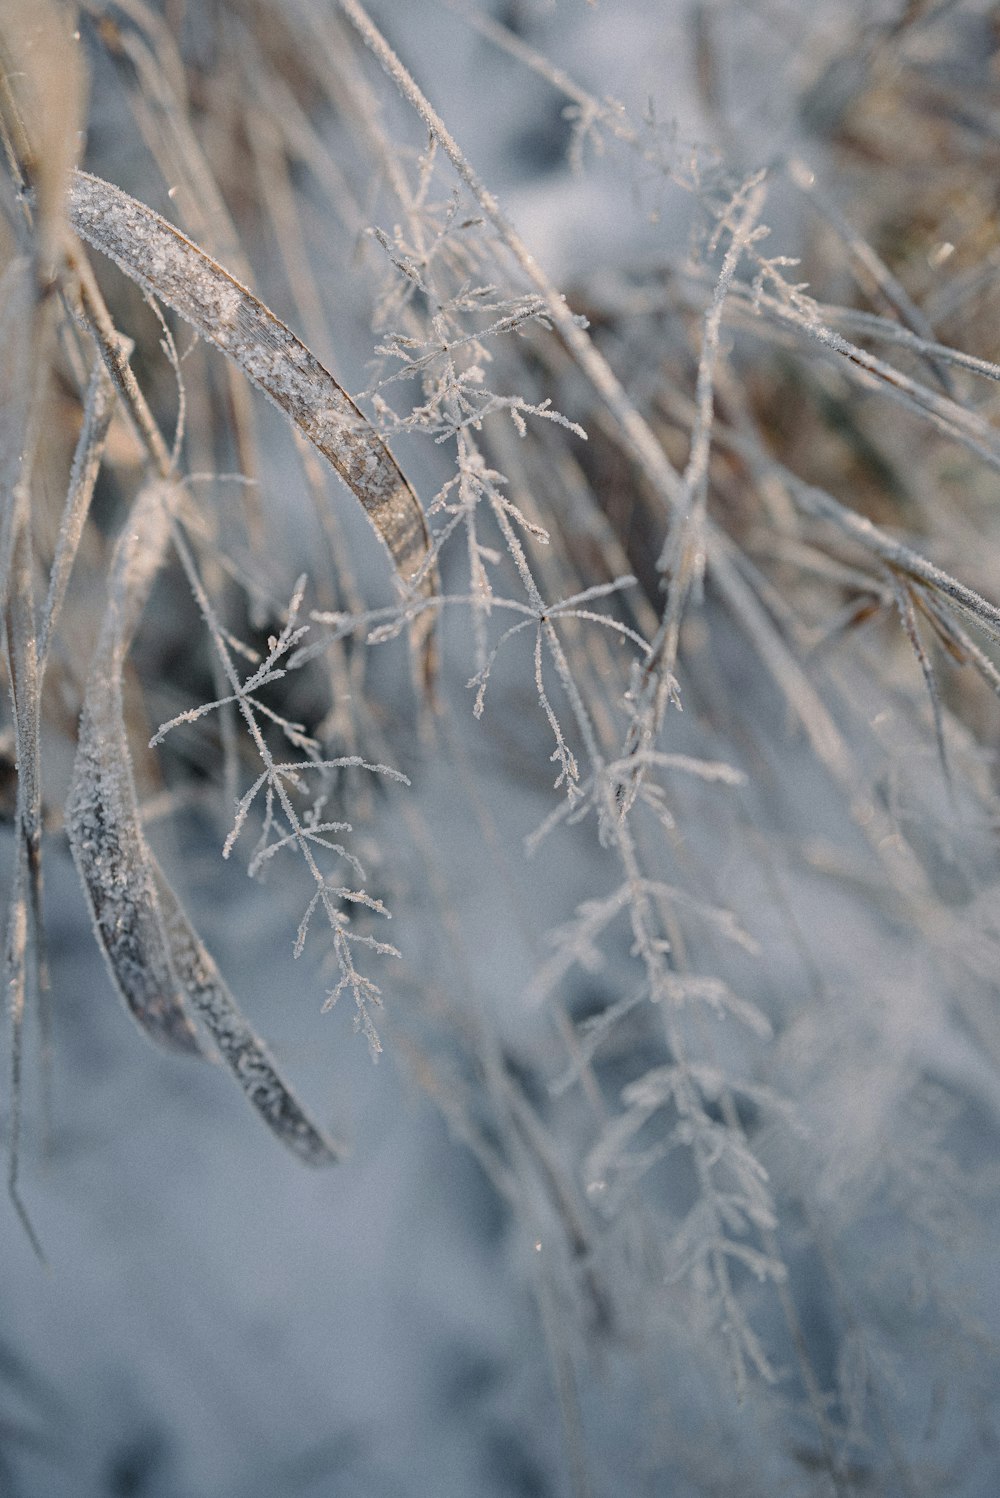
{"left": 2, "top": 1, "right": 1000, "bottom": 1494}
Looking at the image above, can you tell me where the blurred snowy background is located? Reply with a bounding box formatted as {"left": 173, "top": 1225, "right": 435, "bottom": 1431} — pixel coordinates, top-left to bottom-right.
{"left": 3, "top": 2, "right": 1000, "bottom": 1495}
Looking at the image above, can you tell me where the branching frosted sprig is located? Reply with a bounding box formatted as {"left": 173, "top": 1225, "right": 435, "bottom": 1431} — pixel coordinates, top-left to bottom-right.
{"left": 366, "top": 186, "right": 483, "bottom": 332}
{"left": 424, "top": 440, "right": 555, "bottom": 678}
{"left": 367, "top": 190, "right": 585, "bottom": 449}
{"left": 519, "top": 659, "right": 783, "bottom": 1392}
{"left": 369, "top": 292, "right": 584, "bottom": 447}
{"left": 150, "top": 575, "right": 315, "bottom": 754}
{"left": 466, "top": 576, "right": 648, "bottom": 798}
{"left": 553, "top": 977, "right": 773, "bottom": 1100}
{"left": 525, "top": 843, "right": 782, "bottom": 1387}
{"left": 380, "top": 382, "right": 586, "bottom": 445}
{"left": 363, "top": 294, "right": 553, "bottom": 398}
{"left": 152, "top": 553, "right": 409, "bottom": 1056}
{"left": 335, "top": 0, "right": 794, "bottom": 1389}
{"left": 616, "top": 173, "right": 770, "bottom": 817}
{"left": 309, "top": 572, "right": 646, "bottom": 808}
{"left": 309, "top": 423, "right": 622, "bottom": 721}
{"left": 526, "top": 876, "right": 757, "bottom": 1016}
{"left": 322, "top": 919, "right": 398, "bottom": 1058}
{"left": 526, "top": 754, "right": 745, "bottom": 859}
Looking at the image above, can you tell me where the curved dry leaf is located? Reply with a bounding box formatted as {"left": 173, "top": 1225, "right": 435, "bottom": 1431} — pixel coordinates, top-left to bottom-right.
{"left": 154, "top": 874, "right": 343, "bottom": 1167}
{"left": 66, "top": 482, "right": 343, "bottom": 1162}
{"left": 65, "top": 483, "right": 202, "bottom": 1055}
{"left": 66, "top": 168, "right": 432, "bottom": 588}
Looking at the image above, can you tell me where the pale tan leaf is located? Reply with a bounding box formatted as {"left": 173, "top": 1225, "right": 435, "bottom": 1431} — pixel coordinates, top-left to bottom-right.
{"left": 0, "top": 0, "right": 86, "bottom": 267}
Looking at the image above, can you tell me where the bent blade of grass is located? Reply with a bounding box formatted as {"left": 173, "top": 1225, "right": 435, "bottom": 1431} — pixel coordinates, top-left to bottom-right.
{"left": 66, "top": 483, "right": 342, "bottom": 1162}
{"left": 154, "top": 873, "right": 343, "bottom": 1166}
{"left": 66, "top": 168, "right": 433, "bottom": 594}
{"left": 65, "top": 482, "right": 202, "bottom": 1055}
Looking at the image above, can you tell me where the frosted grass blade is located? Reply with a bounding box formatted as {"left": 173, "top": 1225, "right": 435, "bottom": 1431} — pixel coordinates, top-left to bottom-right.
{"left": 154, "top": 874, "right": 342, "bottom": 1166}
{"left": 65, "top": 483, "right": 202, "bottom": 1055}
{"left": 66, "top": 484, "right": 342, "bottom": 1161}
{"left": 66, "top": 168, "right": 432, "bottom": 588}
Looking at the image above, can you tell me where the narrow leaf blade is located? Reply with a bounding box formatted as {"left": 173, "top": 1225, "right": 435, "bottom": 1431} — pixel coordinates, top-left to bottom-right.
{"left": 65, "top": 484, "right": 201, "bottom": 1055}
{"left": 155, "top": 874, "right": 343, "bottom": 1167}
{"left": 67, "top": 168, "right": 432, "bottom": 588}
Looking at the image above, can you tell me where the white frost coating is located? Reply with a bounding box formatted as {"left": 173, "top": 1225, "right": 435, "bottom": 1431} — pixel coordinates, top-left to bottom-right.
{"left": 155, "top": 876, "right": 342, "bottom": 1166}
{"left": 209, "top": 276, "right": 244, "bottom": 329}
{"left": 66, "top": 169, "right": 433, "bottom": 592}
{"left": 65, "top": 484, "right": 201, "bottom": 1055}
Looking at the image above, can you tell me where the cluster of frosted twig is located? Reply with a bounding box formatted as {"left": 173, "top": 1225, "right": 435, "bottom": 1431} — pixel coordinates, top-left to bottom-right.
{"left": 325, "top": 0, "right": 811, "bottom": 1410}
{"left": 325, "top": 6, "right": 1000, "bottom": 1486}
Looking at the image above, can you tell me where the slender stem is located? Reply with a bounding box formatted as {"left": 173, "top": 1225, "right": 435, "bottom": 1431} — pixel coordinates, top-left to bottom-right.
{"left": 337, "top": 0, "right": 685, "bottom": 519}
